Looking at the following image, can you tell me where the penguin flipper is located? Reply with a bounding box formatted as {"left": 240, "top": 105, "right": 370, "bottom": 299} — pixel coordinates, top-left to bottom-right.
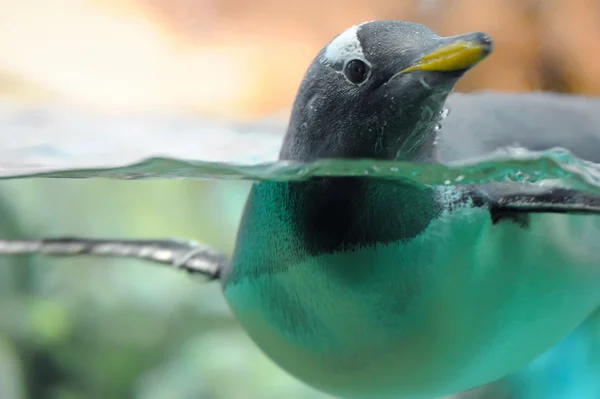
{"left": 470, "top": 185, "right": 600, "bottom": 226}
{"left": 0, "top": 237, "right": 226, "bottom": 281}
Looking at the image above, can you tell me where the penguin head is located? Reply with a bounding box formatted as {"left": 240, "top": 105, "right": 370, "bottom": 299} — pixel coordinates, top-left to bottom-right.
{"left": 280, "top": 20, "right": 492, "bottom": 162}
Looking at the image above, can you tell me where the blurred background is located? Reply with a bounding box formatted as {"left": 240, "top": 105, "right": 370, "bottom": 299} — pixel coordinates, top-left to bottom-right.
{"left": 2, "top": 0, "right": 600, "bottom": 118}
{"left": 1, "top": 0, "right": 600, "bottom": 398}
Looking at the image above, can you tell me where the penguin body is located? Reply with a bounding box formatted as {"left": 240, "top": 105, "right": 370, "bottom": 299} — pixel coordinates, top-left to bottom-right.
{"left": 218, "top": 20, "right": 600, "bottom": 399}
{"left": 224, "top": 180, "right": 600, "bottom": 398}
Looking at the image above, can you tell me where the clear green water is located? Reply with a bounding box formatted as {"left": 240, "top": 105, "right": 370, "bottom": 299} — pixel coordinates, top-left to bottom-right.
{"left": 2, "top": 119, "right": 600, "bottom": 398}
{"left": 2, "top": 148, "right": 600, "bottom": 196}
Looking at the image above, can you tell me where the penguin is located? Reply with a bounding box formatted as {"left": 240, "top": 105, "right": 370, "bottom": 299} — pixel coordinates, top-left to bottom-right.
{"left": 3, "top": 20, "right": 600, "bottom": 399}
{"left": 219, "top": 20, "right": 600, "bottom": 399}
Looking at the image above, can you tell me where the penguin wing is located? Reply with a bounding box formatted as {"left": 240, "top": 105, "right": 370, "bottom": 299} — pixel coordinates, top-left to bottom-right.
{"left": 439, "top": 92, "right": 600, "bottom": 163}
{"left": 469, "top": 184, "right": 600, "bottom": 224}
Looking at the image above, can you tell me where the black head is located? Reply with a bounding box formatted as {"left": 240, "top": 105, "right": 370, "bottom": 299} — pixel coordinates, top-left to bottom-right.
{"left": 279, "top": 20, "right": 493, "bottom": 162}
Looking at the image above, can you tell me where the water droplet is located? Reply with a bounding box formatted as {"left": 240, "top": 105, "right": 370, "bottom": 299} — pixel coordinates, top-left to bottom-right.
{"left": 440, "top": 108, "right": 450, "bottom": 119}
{"left": 434, "top": 124, "right": 442, "bottom": 131}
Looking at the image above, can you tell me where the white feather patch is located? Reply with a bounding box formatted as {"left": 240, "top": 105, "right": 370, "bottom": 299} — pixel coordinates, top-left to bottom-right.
{"left": 322, "top": 24, "right": 365, "bottom": 65}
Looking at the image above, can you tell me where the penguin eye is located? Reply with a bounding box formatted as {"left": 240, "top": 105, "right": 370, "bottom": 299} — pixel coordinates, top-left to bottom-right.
{"left": 344, "top": 59, "right": 370, "bottom": 84}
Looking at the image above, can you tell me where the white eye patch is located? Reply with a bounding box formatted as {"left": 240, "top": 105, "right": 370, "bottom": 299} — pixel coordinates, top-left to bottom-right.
{"left": 321, "top": 24, "right": 366, "bottom": 66}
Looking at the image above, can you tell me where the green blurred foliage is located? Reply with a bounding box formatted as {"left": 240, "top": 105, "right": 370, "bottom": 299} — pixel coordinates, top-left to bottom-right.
{"left": 0, "top": 178, "right": 327, "bottom": 399}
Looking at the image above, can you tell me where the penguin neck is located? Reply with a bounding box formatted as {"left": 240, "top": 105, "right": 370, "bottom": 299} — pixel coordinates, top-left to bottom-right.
{"left": 389, "top": 100, "right": 448, "bottom": 163}
{"left": 279, "top": 102, "right": 445, "bottom": 163}
{"left": 279, "top": 122, "right": 440, "bottom": 162}
{"left": 391, "top": 116, "right": 440, "bottom": 162}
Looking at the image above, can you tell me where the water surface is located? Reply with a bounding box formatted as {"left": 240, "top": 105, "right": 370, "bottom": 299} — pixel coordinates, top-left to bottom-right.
{"left": 2, "top": 104, "right": 600, "bottom": 198}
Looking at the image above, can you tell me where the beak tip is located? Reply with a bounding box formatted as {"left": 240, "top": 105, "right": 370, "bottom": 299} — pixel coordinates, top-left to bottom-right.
{"left": 474, "top": 32, "right": 494, "bottom": 55}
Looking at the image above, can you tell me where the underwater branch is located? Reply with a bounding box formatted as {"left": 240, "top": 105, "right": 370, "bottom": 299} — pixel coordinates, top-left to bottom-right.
{"left": 0, "top": 237, "right": 225, "bottom": 280}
